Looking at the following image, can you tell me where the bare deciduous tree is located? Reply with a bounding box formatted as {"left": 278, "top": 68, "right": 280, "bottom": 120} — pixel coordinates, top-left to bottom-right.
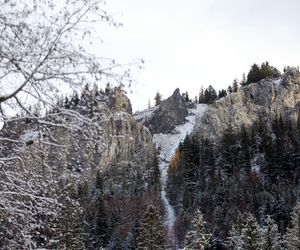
{"left": 0, "top": 0, "right": 139, "bottom": 115}
{"left": 0, "top": 1, "right": 140, "bottom": 248}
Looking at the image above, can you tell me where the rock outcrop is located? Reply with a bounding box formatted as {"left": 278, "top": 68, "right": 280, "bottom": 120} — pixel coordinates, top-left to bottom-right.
{"left": 108, "top": 87, "right": 133, "bottom": 114}
{"left": 135, "top": 88, "right": 188, "bottom": 134}
{"left": 194, "top": 68, "right": 300, "bottom": 140}
{"left": 0, "top": 86, "right": 155, "bottom": 183}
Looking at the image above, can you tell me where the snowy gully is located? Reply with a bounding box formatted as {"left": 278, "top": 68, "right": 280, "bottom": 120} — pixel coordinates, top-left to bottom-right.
{"left": 153, "top": 104, "right": 207, "bottom": 249}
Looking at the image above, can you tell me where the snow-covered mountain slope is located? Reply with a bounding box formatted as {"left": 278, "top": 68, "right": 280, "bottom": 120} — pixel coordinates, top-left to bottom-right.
{"left": 154, "top": 104, "right": 207, "bottom": 162}
{"left": 153, "top": 104, "right": 207, "bottom": 248}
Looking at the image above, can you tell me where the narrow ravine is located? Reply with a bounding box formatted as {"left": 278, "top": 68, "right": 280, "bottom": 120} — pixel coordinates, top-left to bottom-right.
{"left": 153, "top": 104, "right": 207, "bottom": 249}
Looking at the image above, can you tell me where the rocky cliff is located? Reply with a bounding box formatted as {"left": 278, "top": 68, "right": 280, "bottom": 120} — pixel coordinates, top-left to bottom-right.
{"left": 1, "top": 87, "right": 154, "bottom": 179}
{"left": 135, "top": 88, "right": 189, "bottom": 134}
{"left": 194, "top": 68, "right": 300, "bottom": 140}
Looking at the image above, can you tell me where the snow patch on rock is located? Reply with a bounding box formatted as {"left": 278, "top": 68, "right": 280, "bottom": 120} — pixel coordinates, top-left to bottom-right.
{"left": 273, "top": 77, "right": 282, "bottom": 91}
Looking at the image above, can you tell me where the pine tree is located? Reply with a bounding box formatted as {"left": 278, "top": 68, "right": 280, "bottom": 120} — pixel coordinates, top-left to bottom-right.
{"left": 91, "top": 172, "right": 108, "bottom": 247}
{"left": 184, "top": 209, "right": 211, "bottom": 250}
{"left": 227, "top": 224, "right": 243, "bottom": 250}
{"left": 285, "top": 202, "right": 300, "bottom": 250}
{"left": 220, "top": 125, "right": 238, "bottom": 175}
{"left": 154, "top": 91, "right": 162, "bottom": 106}
{"left": 147, "top": 99, "right": 151, "bottom": 109}
{"left": 199, "top": 86, "right": 205, "bottom": 103}
{"left": 204, "top": 85, "right": 217, "bottom": 104}
{"left": 70, "top": 92, "right": 80, "bottom": 108}
{"left": 261, "top": 215, "right": 282, "bottom": 250}
{"left": 137, "top": 205, "right": 165, "bottom": 250}
{"left": 94, "top": 197, "right": 108, "bottom": 248}
{"left": 185, "top": 91, "right": 190, "bottom": 102}
{"left": 105, "top": 82, "right": 111, "bottom": 94}
{"left": 218, "top": 89, "right": 227, "bottom": 99}
{"left": 239, "top": 125, "right": 251, "bottom": 173}
{"left": 246, "top": 62, "right": 280, "bottom": 85}
{"left": 55, "top": 183, "right": 86, "bottom": 250}
{"left": 241, "top": 73, "right": 247, "bottom": 86}
{"left": 232, "top": 79, "right": 239, "bottom": 92}
{"left": 247, "top": 63, "right": 260, "bottom": 84}
{"left": 241, "top": 213, "right": 263, "bottom": 250}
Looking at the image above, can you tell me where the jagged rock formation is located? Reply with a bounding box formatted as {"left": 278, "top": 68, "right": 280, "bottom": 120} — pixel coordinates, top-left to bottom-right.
{"left": 108, "top": 87, "right": 133, "bottom": 114}
{"left": 135, "top": 88, "right": 188, "bottom": 134}
{"left": 194, "top": 68, "right": 300, "bottom": 140}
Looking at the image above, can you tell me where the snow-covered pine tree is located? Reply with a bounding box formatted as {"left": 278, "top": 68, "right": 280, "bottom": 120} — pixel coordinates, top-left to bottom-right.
{"left": 184, "top": 209, "right": 211, "bottom": 250}
{"left": 54, "top": 183, "right": 86, "bottom": 250}
{"left": 227, "top": 224, "right": 243, "bottom": 250}
{"left": 137, "top": 204, "right": 165, "bottom": 250}
{"left": 241, "top": 213, "right": 263, "bottom": 250}
{"left": 285, "top": 202, "right": 300, "bottom": 250}
{"left": 261, "top": 215, "right": 282, "bottom": 250}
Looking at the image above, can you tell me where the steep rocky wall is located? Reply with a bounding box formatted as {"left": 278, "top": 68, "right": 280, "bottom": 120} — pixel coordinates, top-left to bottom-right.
{"left": 194, "top": 68, "right": 300, "bottom": 140}
{"left": 0, "top": 87, "right": 155, "bottom": 183}
{"left": 135, "top": 88, "right": 188, "bottom": 134}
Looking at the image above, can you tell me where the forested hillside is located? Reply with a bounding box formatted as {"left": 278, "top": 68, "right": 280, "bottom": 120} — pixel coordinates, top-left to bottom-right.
{"left": 167, "top": 115, "right": 300, "bottom": 249}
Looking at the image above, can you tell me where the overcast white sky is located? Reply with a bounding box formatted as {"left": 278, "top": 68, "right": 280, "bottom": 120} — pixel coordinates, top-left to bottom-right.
{"left": 97, "top": 0, "right": 300, "bottom": 111}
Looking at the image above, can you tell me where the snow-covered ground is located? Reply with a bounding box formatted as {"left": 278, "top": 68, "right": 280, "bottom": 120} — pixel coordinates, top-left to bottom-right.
{"left": 153, "top": 104, "right": 207, "bottom": 249}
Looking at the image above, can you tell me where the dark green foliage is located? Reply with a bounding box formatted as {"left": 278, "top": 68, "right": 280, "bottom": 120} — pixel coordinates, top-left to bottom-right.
{"left": 95, "top": 197, "right": 108, "bottom": 247}
{"left": 232, "top": 79, "right": 239, "bottom": 93}
{"left": 260, "top": 62, "right": 281, "bottom": 79}
{"left": 239, "top": 125, "right": 251, "bottom": 173}
{"left": 167, "top": 116, "right": 300, "bottom": 248}
{"left": 55, "top": 183, "right": 86, "bottom": 250}
{"left": 199, "top": 86, "right": 205, "bottom": 103}
{"left": 246, "top": 63, "right": 261, "bottom": 84}
{"left": 185, "top": 91, "right": 190, "bottom": 102}
{"left": 285, "top": 202, "right": 300, "bottom": 249}
{"left": 204, "top": 85, "right": 217, "bottom": 104}
{"left": 220, "top": 125, "right": 239, "bottom": 175}
{"left": 218, "top": 89, "right": 227, "bottom": 99}
{"left": 154, "top": 91, "right": 162, "bottom": 106}
{"left": 184, "top": 209, "right": 211, "bottom": 249}
{"left": 245, "top": 62, "right": 281, "bottom": 85}
{"left": 261, "top": 215, "right": 282, "bottom": 250}
{"left": 241, "top": 214, "right": 263, "bottom": 250}
{"left": 227, "top": 85, "right": 233, "bottom": 94}
{"left": 241, "top": 73, "right": 247, "bottom": 86}
{"left": 70, "top": 143, "right": 162, "bottom": 250}
{"left": 136, "top": 205, "right": 165, "bottom": 250}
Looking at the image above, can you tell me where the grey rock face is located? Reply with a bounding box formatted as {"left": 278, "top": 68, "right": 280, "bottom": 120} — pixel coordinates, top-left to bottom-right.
{"left": 136, "top": 88, "right": 188, "bottom": 134}
{"left": 194, "top": 68, "right": 300, "bottom": 140}
{"left": 1, "top": 88, "right": 154, "bottom": 181}
{"left": 108, "top": 87, "right": 133, "bottom": 114}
